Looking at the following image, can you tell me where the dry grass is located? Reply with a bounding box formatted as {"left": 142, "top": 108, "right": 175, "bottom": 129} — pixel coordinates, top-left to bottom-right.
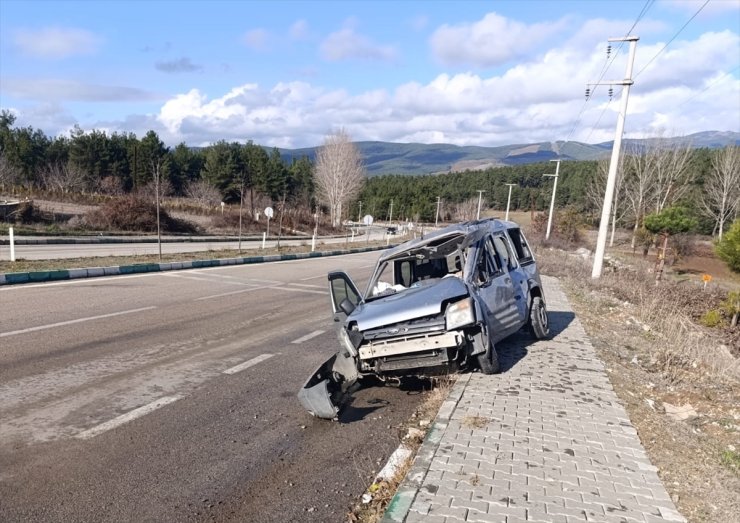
{"left": 462, "top": 415, "right": 491, "bottom": 429}
{"left": 536, "top": 247, "right": 739, "bottom": 382}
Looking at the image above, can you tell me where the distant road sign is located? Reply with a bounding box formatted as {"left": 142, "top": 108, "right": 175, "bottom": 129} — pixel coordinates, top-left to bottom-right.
{"left": 264, "top": 207, "right": 274, "bottom": 219}
{"left": 363, "top": 214, "right": 374, "bottom": 226}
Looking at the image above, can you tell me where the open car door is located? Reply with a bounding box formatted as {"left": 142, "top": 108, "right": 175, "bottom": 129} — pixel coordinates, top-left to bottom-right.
{"left": 297, "top": 271, "right": 362, "bottom": 419}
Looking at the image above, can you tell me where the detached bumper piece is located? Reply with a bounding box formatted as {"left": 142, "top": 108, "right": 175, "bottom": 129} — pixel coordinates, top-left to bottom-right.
{"left": 298, "top": 351, "right": 358, "bottom": 419}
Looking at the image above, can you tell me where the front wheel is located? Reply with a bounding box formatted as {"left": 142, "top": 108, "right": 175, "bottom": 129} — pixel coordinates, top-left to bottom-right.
{"left": 474, "top": 329, "right": 500, "bottom": 375}
{"left": 529, "top": 296, "right": 550, "bottom": 339}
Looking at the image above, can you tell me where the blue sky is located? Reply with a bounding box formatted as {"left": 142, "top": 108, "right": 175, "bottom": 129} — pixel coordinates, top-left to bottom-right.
{"left": 1, "top": 0, "right": 738, "bottom": 148}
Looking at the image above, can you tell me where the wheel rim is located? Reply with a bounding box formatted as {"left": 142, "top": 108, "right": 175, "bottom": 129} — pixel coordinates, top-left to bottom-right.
{"left": 538, "top": 303, "right": 548, "bottom": 331}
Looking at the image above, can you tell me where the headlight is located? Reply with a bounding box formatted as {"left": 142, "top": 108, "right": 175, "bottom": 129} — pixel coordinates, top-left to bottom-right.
{"left": 446, "top": 298, "right": 475, "bottom": 330}
{"left": 339, "top": 328, "right": 358, "bottom": 357}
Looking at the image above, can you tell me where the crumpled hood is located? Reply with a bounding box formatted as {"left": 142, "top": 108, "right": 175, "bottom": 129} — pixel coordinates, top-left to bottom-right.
{"left": 349, "top": 277, "right": 469, "bottom": 331}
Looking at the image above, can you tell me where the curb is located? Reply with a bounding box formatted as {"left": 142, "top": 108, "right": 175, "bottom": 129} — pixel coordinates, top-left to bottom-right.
{"left": 381, "top": 373, "right": 471, "bottom": 523}
{"left": 0, "top": 245, "right": 389, "bottom": 286}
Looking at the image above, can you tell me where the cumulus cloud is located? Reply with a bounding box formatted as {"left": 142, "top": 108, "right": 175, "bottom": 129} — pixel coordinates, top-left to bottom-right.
{"left": 242, "top": 28, "right": 269, "bottom": 50}
{"left": 155, "top": 57, "right": 204, "bottom": 73}
{"left": 12, "top": 26, "right": 101, "bottom": 59}
{"left": 0, "top": 78, "right": 161, "bottom": 102}
{"left": 430, "top": 12, "right": 568, "bottom": 67}
{"left": 320, "top": 20, "right": 396, "bottom": 62}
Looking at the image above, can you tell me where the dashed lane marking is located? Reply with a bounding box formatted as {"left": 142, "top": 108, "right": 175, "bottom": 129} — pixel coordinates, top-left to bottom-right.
{"left": 223, "top": 353, "right": 275, "bottom": 375}
{"left": 271, "top": 286, "right": 328, "bottom": 295}
{"left": 291, "top": 330, "right": 325, "bottom": 344}
{"left": 0, "top": 306, "right": 157, "bottom": 338}
{"left": 289, "top": 283, "right": 323, "bottom": 288}
{"left": 75, "top": 395, "right": 183, "bottom": 440}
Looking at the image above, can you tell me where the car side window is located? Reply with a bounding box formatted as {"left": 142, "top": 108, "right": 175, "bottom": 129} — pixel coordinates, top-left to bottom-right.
{"left": 476, "top": 237, "right": 502, "bottom": 284}
{"left": 492, "top": 234, "right": 516, "bottom": 271}
{"left": 507, "top": 228, "right": 533, "bottom": 265}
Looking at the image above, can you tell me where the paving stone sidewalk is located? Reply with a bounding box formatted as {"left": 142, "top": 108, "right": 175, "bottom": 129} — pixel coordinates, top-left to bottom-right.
{"left": 384, "top": 276, "right": 685, "bottom": 523}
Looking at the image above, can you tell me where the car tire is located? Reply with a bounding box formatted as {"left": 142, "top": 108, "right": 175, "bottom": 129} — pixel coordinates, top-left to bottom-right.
{"left": 474, "top": 330, "right": 500, "bottom": 375}
{"left": 529, "top": 296, "right": 550, "bottom": 339}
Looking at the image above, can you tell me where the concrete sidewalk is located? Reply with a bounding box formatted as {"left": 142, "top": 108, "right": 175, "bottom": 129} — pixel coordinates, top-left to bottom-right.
{"left": 384, "top": 276, "right": 685, "bottom": 523}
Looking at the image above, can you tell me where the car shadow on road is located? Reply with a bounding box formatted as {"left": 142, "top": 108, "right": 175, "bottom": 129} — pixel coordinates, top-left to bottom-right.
{"left": 495, "top": 310, "right": 576, "bottom": 373}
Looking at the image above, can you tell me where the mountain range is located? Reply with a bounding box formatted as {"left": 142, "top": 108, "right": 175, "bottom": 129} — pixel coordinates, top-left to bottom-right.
{"left": 278, "top": 131, "right": 739, "bottom": 177}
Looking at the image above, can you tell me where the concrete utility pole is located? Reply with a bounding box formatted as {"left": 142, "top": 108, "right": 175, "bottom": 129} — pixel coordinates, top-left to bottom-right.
{"left": 504, "top": 184, "right": 517, "bottom": 221}
{"left": 358, "top": 201, "right": 362, "bottom": 222}
{"left": 591, "top": 35, "right": 639, "bottom": 279}
{"left": 544, "top": 160, "right": 560, "bottom": 240}
{"left": 435, "top": 196, "right": 441, "bottom": 227}
{"left": 389, "top": 199, "right": 394, "bottom": 224}
{"left": 476, "top": 190, "right": 485, "bottom": 220}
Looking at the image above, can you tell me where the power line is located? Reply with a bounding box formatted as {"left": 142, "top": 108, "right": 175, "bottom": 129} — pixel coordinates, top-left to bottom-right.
{"left": 634, "top": 0, "right": 710, "bottom": 79}
{"left": 565, "top": 0, "right": 654, "bottom": 142}
{"left": 677, "top": 64, "right": 740, "bottom": 107}
{"left": 585, "top": 0, "right": 708, "bottom": 142}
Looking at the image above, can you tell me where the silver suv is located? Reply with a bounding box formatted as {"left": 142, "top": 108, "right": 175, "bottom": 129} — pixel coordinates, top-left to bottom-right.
{"left": 299, "top": 219, "right": 549, "bottom": 419}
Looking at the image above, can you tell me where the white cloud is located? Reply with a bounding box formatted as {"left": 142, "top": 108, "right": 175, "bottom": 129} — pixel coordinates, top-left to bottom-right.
{"left": 155, "top": 57, "right": 203, "bottom": 73}
{"left": 12, "top": 26, "right": 101, "bottom": 59}
{"left": 320, "top": 20, "right": 396, "bottom": 62}
{"left": 289, "top": 20, "right": 309, "bottom": 40}
{"left": 0, "top": 78, "right": 160, "bottom": 102}
{"left": 430, "top": 12, "right": 568, "bottom": 67}
{"left": 242, "top": 28, "right": 269, "bottom": 50}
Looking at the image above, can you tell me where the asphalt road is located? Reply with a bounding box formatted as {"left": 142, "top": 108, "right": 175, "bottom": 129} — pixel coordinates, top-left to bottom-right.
{"left": 0, "top": 227, "right": 398, "bottom": 260}
{"left": 0, "top": 251, "right": 425, "bottom": 522}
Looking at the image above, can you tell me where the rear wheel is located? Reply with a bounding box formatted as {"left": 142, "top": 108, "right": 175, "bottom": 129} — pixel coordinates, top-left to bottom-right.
{"left": 529, "top": 296, "right": 550, "bottom": 339}
{"left": 474, "top": 329, "right": 500, "bottom": 375}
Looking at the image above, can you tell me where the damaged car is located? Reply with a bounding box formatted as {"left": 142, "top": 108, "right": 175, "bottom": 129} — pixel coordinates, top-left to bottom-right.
{"left": 298, "top": 218, "right": 549, "bottom": 419}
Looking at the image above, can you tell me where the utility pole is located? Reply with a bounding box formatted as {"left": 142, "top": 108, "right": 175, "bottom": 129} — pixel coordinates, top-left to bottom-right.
{"left": 476, "top": 190, "right": 485, "bottom": 220}
{"left": 435, "top": 196, "right": 441, "bottom": 227}
{"left": 504, "top": 184, "right": 517, "bottom": 221}
{"left": 358, "top": 201, "right": 362, "bottom": 222}
{"left": 591, "top": 35, "right": 639, "bottom": 278}
{"left": 389, "top": 199, "right": 394, "bottom": 224}
{"left": 544, "top": 160, "right": 560, "bottom": 240}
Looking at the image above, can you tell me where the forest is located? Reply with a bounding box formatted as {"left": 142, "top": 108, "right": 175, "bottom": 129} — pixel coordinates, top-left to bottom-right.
{"left": 1, "top": 109, "right": 736, "bottom": 238}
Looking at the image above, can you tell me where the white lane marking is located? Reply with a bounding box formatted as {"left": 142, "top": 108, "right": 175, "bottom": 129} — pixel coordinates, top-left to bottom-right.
{"left": 0, "top": 306, "right": 157, "bottom": 338}
{"left": 299, "top": 274, "right": 326, "bottom": 281}
{"left": 291, "top": 330, "right": 325, "bottom": 344}
{"left": 223, "top": 353, "right": 275, "bottom": 375}
{"left": 289, "top": 283, "right": 323, "bottom": 288}
{"left": 165, "top": 273, "right": 259, "bottom": 287}
{"left": 75, "top": 395, "right": 182, "bottom": 440}
{"left": 193, "top": 287, "right": 264, "bottom": 301}
{"left": 272, "top": 286, "right": 328, "bottom": 295}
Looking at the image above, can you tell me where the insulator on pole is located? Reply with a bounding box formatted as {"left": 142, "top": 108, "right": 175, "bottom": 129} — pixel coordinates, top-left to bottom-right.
{"left": 585, "top": 87, "right": 591, "bottom": 100}
{"left": 606, "top": 44, "right": 612, "bottom": 58}
{"left": 608, "top": 87, "right": 614, "bottom": 99}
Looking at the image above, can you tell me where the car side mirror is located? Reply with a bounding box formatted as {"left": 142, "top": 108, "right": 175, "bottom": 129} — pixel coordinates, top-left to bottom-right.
{"left": 339, "top": 298, "right": 356, "bottom": 315}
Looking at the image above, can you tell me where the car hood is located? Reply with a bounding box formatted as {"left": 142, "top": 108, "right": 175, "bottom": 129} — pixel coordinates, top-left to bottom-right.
{"left": 349, "top": 277, "right": 469, "bottom": 331}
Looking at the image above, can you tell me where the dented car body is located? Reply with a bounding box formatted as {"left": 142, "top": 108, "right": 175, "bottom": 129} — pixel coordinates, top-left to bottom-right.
{"left": 298, "top": 219, "right": 549, "bottom": 419}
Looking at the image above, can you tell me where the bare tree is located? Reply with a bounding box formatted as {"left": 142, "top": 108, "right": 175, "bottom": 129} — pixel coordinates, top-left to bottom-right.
{"left": 649, "top": 133, "right": 694, "bottom": 213}
{"left": 39, "top": 163, "right": 88, "bottom": 194}
{"left": 0, "top": 148, "right": 20, "bottom": 191}
{"left": 451, "top": 198, "right": 480, "bottom": 221}
{"left": 700, "top": 146, "right": 740, "bottom": 240}
{"left": 185, "top": 180, "right": 221, "bottom": 208}
{"left": 314, "top": 129, "right": 364, "bottom": 227}
{"left": 586, "top": 157, "right": 627, "bottom": 247}
{"left": 624, "top": 143, "right": 658, "bottom": 250}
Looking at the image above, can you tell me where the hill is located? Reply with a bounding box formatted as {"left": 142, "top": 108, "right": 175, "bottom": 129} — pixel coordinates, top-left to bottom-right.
{"left": 277, "top": 131, "right": 739, "bottom": 177}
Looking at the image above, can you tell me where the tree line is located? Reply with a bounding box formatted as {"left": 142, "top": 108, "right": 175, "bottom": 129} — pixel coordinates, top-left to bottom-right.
{"left": 1, "top": 109, "right": 737, "bottom": 241}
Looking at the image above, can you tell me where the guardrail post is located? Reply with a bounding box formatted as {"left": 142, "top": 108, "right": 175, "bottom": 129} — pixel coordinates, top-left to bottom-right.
{"left": 9, "top": 226, "right": 15, "bottom": 262}
{"left": 262, "top": 232, "right": 266, "bottom": 249}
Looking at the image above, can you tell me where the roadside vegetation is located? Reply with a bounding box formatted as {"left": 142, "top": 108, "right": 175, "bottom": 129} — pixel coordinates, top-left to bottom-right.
{"left": 530, "top": 218, "right": 739, "bottom": 523}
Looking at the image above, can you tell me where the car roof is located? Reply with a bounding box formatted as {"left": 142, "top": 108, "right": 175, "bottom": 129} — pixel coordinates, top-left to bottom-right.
{"left": 377, "top": 218, "right": 519, "bottom": 263}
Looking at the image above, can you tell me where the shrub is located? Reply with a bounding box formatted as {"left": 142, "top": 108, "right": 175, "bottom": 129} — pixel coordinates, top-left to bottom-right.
{"left": 84, "top": 196, "right": 199, "bottom": 233}
{"left": 715, "top": 219, "right": 740, "bottom": 273}
{"left": 701, "top": 309, "right": 724, "bottom": 328}
{"left": 721, "top": 291, "right": 740, "bottom": 328}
